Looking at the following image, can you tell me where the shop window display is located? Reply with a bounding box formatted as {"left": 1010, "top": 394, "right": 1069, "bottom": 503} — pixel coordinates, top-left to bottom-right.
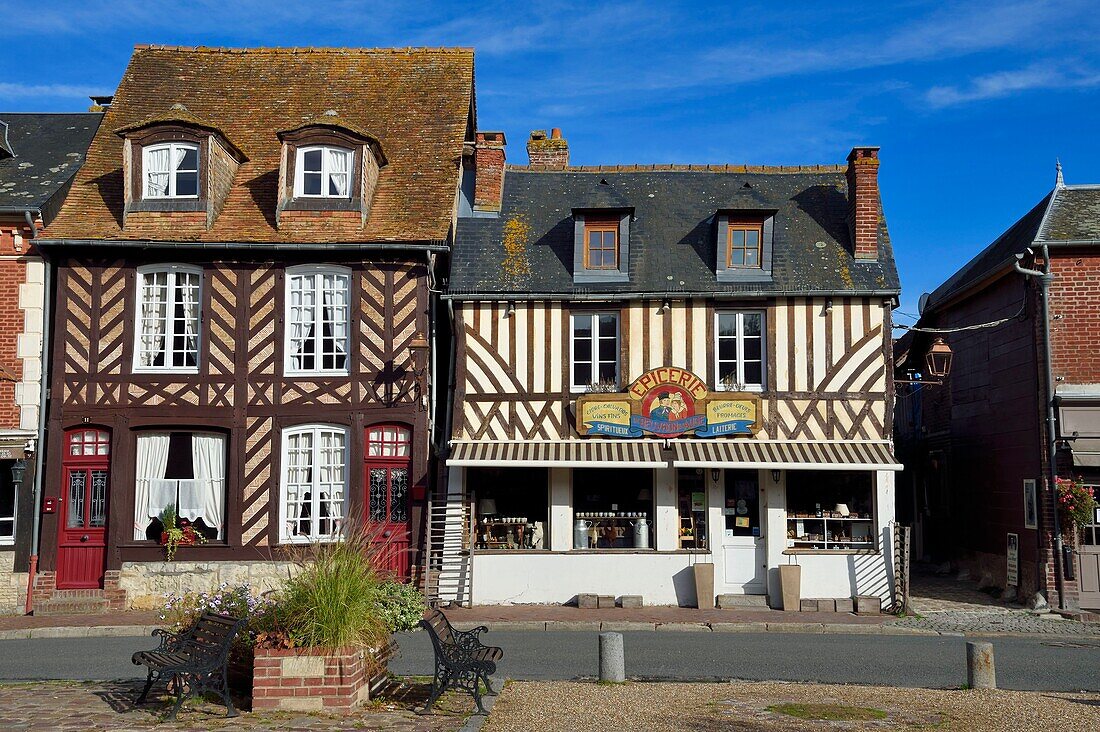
{"left": 677, "top": 469, "right": 708, "bottom": 549}
{"left": 470, "top": 467, "right": 549, "bottom": 550}
{"left": 573, "top": 468, "right": 654, "bottom": 549}
{"left": 724, "top": 469, "right": 760, "bottom": 538}
{"left": 786, "top": 470, "right": 875, "bottom": 550}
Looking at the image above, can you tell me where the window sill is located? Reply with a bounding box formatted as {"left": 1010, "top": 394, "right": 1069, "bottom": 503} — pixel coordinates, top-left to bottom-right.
{"left": 132, "top": 367, "right": 201, "bottom": 376}
{"left": 284, "top": 370, "right": 351, "bottom": 379}
{"left": 127, "top": 199, "right": 206, "bottom": 213}
{"left": 282, "top": 198, "right": 362, "bottom": 213}
{"left": 782, "top": 549, "right": 879, "bottom": 556}
{"left": 474, "top": 549, "right": 710, "bottom": 555}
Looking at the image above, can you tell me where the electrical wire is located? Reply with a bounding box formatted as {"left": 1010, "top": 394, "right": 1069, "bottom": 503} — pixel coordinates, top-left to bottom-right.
{"left": 893, "top": 293, "right": 1028, "bottom": 334}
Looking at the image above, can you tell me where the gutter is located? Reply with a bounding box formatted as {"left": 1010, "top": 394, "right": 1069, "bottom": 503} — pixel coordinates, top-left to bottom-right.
{"left": 1014, "top": 253, "right": 1066, "bottom": 610}
{"left": 33, "top": 238, "right": 450, "bottom": 252}
{"left": 442, "top": 288, "right": 901, "bottom": 302}
{"left": 23, "top": 211, "right": 49, "bottom": 614}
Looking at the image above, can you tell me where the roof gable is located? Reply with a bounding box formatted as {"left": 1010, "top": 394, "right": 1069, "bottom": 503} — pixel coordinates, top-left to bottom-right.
{"left": 42, "top": 45, "right": 474, "bottom": 244}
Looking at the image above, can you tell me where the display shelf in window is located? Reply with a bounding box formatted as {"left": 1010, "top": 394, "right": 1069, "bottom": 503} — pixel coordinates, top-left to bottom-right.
{"left": 785, "top": 516, "right": 875, "bottom": 549}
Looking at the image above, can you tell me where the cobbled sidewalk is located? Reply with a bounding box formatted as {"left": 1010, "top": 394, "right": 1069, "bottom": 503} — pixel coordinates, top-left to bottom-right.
{"left": 0, "top": 679, "right": 470, "bottom": 731}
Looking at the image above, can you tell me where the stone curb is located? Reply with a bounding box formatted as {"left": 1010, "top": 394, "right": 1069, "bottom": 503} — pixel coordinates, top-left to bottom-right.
{"left": 0, "top": 625, "right": 158, "bottom": 641}
{"left": 458, "top": 675, "right": 506, "bottom": 732}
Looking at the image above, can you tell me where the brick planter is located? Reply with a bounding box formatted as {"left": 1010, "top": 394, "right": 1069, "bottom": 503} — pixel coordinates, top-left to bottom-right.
{"left": 252, "top": 644, "right": 392, "bottom": 713}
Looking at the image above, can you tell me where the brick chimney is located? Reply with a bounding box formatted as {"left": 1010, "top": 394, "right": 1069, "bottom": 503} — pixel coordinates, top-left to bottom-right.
{"left": 527, "top": 128, "right": 569, "bottom": 168}
{"left": 474, "top": 131, "right": 506, "bottom": 212}
{"left": 846, "top": 146, "right": 881, "bottom": 260}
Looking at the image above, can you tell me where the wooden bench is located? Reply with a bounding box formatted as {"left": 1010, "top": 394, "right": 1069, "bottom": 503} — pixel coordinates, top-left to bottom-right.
{"left": 420, "top": 607, "right": 503, "bottom": 714}
{"left": 131, "top": 612, "right": 244, "bottom": 721}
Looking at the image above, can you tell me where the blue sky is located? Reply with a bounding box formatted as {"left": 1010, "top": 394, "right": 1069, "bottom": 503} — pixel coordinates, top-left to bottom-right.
{"left": 2, "top": 0, "right": 1098, "bottom": 321}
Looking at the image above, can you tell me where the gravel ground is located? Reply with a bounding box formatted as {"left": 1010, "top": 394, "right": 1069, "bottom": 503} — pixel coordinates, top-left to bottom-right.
{"left": 483, "top": 680, "right": 1100, "bottom": 731}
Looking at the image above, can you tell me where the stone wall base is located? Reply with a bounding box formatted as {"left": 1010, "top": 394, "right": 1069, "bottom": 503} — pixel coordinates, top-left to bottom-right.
{"left": 253, "top": 646, "right": 384, "bottom": 712}
{"left": 119, "top": 560, "right": 298, "bottom": 609}
{"left": 0, "top": 552, "right": 28, "bottom": 615}
{"left": 957, "top": 550, "right": 1040, "bottom": 603}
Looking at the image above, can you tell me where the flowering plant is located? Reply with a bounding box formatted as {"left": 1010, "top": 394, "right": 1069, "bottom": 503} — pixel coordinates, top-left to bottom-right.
{"left": 1056, "top": 476, "right": 1098, "bottom": 531}
{"left": 160, "top": 582, "right": 275, "bottom": 649}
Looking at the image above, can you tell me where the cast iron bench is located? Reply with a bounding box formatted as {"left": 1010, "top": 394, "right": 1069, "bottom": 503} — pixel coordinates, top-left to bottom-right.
{"left": 420, "top": 607, "right": 503, "bottom": 714}
{"left": 131, "top": 611, "right": 244, "bottom": 721}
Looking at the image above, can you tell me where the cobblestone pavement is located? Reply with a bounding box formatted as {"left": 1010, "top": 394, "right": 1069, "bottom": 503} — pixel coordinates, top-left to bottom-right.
{"left": 0, "top": 678, "right": 470, "bottom": 731}
{"left": 886, "top": 573, "right": 1100, "bottom": 636}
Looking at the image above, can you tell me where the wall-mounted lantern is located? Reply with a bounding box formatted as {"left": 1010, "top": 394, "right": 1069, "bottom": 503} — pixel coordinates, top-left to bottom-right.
{"left": 925, "top": 337, "right": 953, "bottom": 379}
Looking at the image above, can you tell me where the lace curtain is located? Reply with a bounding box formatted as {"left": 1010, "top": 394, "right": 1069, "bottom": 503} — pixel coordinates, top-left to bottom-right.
{"left": 145, "top": 146, "right": 171, "bottom": 196}
{"left": 190, "top": 433, "right": 225, "bottom": 539}
{"left": 327, "top": 148, "right": 349, "bottom": 196}
{"left": 133, "top": 433, "right": 170, "bottom": 540}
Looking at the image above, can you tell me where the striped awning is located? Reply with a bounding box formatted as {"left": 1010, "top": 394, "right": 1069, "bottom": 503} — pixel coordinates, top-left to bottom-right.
{"left": 672, "top": 440, "right": 902, "bottom": 471}
{"left": 447, "top": 440, "right": 667, "bottom": 468}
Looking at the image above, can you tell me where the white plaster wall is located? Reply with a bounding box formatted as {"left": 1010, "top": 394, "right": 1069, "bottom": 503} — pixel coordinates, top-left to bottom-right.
{"left": 471, "top": 552, "right": 713, "bottom": 605}
{"left": 653, "top": 469, "right": 678, "bottom": 551}
{"left": 548, "top": 468, "right": 571, "bottom": 551}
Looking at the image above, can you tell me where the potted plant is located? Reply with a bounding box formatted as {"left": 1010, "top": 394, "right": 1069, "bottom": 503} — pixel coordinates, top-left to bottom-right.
{"left": 159, "top": 503, "right": 205, "bottom": 561}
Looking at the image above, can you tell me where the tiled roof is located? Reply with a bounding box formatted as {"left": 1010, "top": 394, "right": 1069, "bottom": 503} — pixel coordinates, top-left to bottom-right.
{"left": 42, "top": 45, "right": 474, "bottom": 244}
{"left": 1042, "top": 186, "right": 1100, "bottom": 241}
{"left": 0, "top": 113, "right": 102, "bottom": 221}
{"left": 450, "top": 168, "right": 899, "bottom": 297}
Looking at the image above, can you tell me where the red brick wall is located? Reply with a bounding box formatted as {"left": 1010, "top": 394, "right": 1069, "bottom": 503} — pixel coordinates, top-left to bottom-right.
{"left": 846, "top": 148, "right": 880, "bottom": 260}
{"left": 1049, "top": 249, "right": 1100, "bottom": 384}
{"left": 0, "top": 220, "right": 31, "bottom": 430}
{"left": 252, "top": 646, "right": 375, "bottom": 712}
{"left": 474, "top": 131, "right": 505, "bottom": 212}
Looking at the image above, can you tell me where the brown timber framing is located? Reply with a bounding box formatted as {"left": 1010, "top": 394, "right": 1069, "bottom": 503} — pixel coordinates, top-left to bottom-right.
{"left": 450, "top": 296, "right": 891, "bottom": 443}
{"left": 39, "top": 248, "right": 433, "bottom": 570}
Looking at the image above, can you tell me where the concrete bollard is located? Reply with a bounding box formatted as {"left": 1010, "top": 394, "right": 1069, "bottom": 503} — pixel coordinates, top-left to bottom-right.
{"left": 966, "top": 641, "right": 996, "bottom": 690}
{"left": 598, "top": 632, "right": 625, "bottom": 683}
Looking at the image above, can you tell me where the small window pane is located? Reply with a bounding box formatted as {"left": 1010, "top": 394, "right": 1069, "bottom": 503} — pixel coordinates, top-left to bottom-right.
{"left": 574, "top": 338, "right": 592, "bottom": 361}
{"left": 303, "top": 173, "right": 322, "bottom": 196}
{"left": 573, "top": 318, "right": 592, "bottom": 338}
{"left": 718, "top": 314, "right": 736, "bottom": 337}
{"left": 731, "top": 230, "right": 745, "bottom": 247}
{"left": 178, "top": 147, "right": 198, "bottom": 170}
{"left": 598, "top": 315, "right": 617, "bottom": 336}
{"left": 574, "top": 363, "right": 593, "bottom": 386}
{"left": 597, "top": 362, "right": 617, "bottom": 383}
{"left": 744, "top": 313, "right": 762, "bottom": 336}
{"left": 743, "top": 338, "right": 762, "bottom": 361}
{"left": 730, "top": 249, "right": 744, "bottom": 266}
{"left": 303, "top": 149, "right": 323, "bottom": 172}
{"left": 598, "top": 338, "right": 617, "bottom": 362}
{"left": 175, "top": 172, "right": 198, "bottom": 197}
{"left": 744, "top": 362, "right": 763, "bottom": 386}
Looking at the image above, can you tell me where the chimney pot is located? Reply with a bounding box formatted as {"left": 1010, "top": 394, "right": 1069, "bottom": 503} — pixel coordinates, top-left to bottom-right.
{"left": 528, "top": 127, "right": 569, "bottom": 169}
{"left": 846, "top": 146, "right": 881, "bottom": 260}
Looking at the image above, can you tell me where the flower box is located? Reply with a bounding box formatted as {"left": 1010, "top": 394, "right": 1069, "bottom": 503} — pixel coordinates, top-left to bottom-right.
{"left": 159, "top": 527, "right": 199, "bottom": 546}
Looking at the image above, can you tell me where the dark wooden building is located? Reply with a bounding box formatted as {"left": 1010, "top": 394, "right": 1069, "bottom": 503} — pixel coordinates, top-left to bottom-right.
{"left": 895, "top": 167, "right": 1100, "bottom": 613}
{"left": 30, "top": 45, "right": 474, "bottom": 611}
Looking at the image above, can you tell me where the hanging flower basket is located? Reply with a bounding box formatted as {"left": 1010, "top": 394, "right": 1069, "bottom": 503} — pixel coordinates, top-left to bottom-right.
{"left": 1056, "top": 476, "right": 1098, "bottom": 532}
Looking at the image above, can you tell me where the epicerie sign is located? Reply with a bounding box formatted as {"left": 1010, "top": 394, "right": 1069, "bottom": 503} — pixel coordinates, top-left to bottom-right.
{"left": 578, "top": 366, "right": 759, "bottom": 439}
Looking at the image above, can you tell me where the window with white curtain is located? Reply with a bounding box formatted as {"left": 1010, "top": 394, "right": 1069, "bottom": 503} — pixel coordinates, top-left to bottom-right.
{"left": 570, "top": 313, "right": 619, "bottom": 392}
{"left": 143, "top": 142, "right": 199, "bottom": 198}
{"left": 134, "top": 264, "right": 201, "bottom": 371}
{"left": 133, "top": 431, "right": 226, "bottom": 541}
{"left": 281, "top": 425, "right": 348, "bottom": 542}
{"left": 285, "top": 266, "right": 350, "bottom": 375}
{"left": 715, "top": 311, "right": 766, "bottom": 391}
{"left": 295, "top": 145, "right": 352, "bottom": 198}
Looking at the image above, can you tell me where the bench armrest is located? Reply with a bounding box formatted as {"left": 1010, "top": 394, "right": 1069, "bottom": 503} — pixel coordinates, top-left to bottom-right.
{"left": 151, "top": 627, "right": 186, "bottom": 652}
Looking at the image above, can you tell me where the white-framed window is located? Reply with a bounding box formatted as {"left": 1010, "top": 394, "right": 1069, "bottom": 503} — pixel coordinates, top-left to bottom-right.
{"left": 715, "top": 311, "right": 766, "bottom": 391}
{"left": 284, "top": 266, "right": 350, "bottom": 375}
{"left": 143, "top": 142, "right": 199, "bottom": 198}
{"left": 294, "top": 145, "right": 353, "bottom": 198}
{"left": 280, "top": 425, "right": 348, "bottom": 543}
{"left": 133, "top": 431, "right": 226, "bottom": 541}
{"left": 0, "top": 462, "right": 17, "bottom": 545}
{"left": 134, "top": 264, "right": 201, "bottom": 372}
{"left": 570, "top": 312, "right": 619, "bottom": 393}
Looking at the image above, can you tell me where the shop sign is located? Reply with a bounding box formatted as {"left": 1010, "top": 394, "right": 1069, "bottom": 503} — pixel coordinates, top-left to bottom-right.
{"left": 577, "top": 366, "right": 760, "bottom": 438}
{"left": 1006, "top": 533, "right": 1019, "bottom": 587}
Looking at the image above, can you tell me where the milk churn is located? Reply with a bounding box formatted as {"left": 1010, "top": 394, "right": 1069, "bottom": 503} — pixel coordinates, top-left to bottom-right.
{"left": 574, "top": 518, "right": 593, "bottom": 549}
{"left": 633, "top": 517, "right": 650, "bottom": 549}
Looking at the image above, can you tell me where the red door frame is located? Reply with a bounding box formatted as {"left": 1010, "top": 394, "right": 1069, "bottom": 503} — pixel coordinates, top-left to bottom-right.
{"left": 57, "top": 427, "right": 111, "bottom": 589}
{"left": 365, "top": 424, "right": 412, "bottom": 580}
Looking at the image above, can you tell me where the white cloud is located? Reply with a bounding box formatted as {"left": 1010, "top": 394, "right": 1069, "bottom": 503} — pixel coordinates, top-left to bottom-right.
{"left": 925, "top": 64, "right": 1100, "bottom": 107}
{"left": 0, "top": 83, "right": 107, "bottom": 100}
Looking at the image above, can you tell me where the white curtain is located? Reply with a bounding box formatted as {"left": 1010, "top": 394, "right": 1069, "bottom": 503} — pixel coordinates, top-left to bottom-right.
{"left": 173, "top": 145, "right": 189, "bottom": 173}
{"left": 134, "top": 433, "right": 171, "bottom": 539}
{"left": 145, "top": 146, "right": 170, "bottom": 196}
{"left": 139, "top": 271, "right": 167, "bottom": 367}
{"left": 327, "top": 148, "right": 349, "bottom": 196}
{"left": 322, "top": 274, "right": 348, "bottom": 365}
{"left": 190, "top": 433, "right": 226, "bottom": 539}
{"left": 178, "top": 273, "right": 199, "bottom": 364}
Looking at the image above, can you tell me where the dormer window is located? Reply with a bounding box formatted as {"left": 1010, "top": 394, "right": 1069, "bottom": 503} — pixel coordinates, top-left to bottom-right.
{"left": 143, "top": 142, "right": 199, "bottom": 198}
{"left": 584, "top": 219, "right": 619, "bottom": 270}
{"left": 727, "top": 222, "right": 762, "bottom": 268}
{"left": 295, "top": 145, "right": 353, "bottom": 199}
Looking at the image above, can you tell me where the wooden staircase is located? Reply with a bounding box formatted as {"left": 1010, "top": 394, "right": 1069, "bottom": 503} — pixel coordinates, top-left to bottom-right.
{"left": 422, "top": 487, "right": 473, "bottom": 606}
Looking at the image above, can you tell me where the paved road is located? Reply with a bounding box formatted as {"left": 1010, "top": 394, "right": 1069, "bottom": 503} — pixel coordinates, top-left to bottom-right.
{"left": 1, "top": 632, "right": 1097, "bottom": 691}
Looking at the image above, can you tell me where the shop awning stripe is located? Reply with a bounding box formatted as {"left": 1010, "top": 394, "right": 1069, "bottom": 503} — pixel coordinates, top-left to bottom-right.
{"left": 671, "top": 440, "right": 902, "bottom": 471}
{"left": 447, "top": 440, "right": 668, "bottom": 468}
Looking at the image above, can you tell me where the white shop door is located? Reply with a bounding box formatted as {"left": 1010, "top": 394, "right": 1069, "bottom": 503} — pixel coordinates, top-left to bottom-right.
{"left": 722, "top": 469, "right": 766, "bottom": 592}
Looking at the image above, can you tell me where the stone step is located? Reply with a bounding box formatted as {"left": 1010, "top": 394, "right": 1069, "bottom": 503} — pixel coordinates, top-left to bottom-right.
{"left": 36, "top": 597, "right": 110, "bottom": 616}
{"left": 716, "top": 594, "right": 770, "bottom": 609}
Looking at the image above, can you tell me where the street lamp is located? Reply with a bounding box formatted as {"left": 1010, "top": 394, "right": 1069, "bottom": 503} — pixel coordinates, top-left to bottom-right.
{"left": 925, "top": 337, "right": 953, "bottom": 379}
{"left": 407, "top": 332, "right": 430, "bottom": 410}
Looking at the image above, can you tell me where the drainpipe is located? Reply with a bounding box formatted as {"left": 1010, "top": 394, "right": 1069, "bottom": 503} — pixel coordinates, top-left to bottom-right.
{"left": 440, "top": 298, "right": 457, "bottom": 465}
{"left": 23, "top": 211, "right": 49, "bottom": 614}
{"left": 1014, "top": 252, "right": 1065, "bottom": 610}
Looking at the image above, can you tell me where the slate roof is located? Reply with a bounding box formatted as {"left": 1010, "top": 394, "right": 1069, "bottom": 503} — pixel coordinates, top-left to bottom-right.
{"left": 449, "top": 166, "right": 899, "bottom": 297}
{"left": 42, "top": 45, "right": 474, "bottom": 245}
{"left": 0, "top": 113, "right": 101, "bottom": 222}
{"left": 1042, "top": 186, "right": 1100, "bottom": 241}
{"left": 925, "top": 183, "right": 1100, "bottom": 311}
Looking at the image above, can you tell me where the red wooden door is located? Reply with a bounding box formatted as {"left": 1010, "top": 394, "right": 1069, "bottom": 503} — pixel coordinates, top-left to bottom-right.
{"left": 57, "top": 429, "right": 111, "bottom": 589}
{"left": 365, "top": 425, "right": 412, "bottom": 579}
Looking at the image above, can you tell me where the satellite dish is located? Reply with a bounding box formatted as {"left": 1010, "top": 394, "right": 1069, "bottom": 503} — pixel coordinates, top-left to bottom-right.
{"left": 917, "top": 292, "right": 930, "bottom": 316}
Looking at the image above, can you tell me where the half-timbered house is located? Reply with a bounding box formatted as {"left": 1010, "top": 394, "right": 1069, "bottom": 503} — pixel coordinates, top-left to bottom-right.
{"left": 30, "top": 45, "right": 474, "bottom": 611}
{"left": 436, "top": 131, "right": 902, "bottom": 608}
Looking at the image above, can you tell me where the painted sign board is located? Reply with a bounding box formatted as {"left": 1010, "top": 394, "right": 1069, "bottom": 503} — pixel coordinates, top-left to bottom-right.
{"left": 1007, "top": 533, "right": 1019, "bottom": 587}
{"left": 577, "top": 366, "right": 760, "bottom": 438}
